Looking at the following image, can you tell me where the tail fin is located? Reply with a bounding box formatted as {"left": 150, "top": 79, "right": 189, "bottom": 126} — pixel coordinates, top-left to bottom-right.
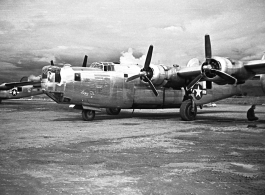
{"left": 262, "top": 52, "right": 265, "bottom": 60}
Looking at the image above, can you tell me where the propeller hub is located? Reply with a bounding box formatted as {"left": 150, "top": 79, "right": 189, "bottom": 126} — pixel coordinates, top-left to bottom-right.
{"left": 140, "top": 68, "right": 153, "bottom": 82}
{"left": 202, "top": 58, "right": 221, "bottom": 78}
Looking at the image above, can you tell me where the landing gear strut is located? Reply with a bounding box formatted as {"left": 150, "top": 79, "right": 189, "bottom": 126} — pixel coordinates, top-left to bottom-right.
{"left": 82, "top": 109, "right": 95, "bottom": 121}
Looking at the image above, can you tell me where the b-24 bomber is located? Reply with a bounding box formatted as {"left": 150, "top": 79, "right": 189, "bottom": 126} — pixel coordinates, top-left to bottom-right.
{"left": 38, "top": 35, "right": 265, "bottom": 121}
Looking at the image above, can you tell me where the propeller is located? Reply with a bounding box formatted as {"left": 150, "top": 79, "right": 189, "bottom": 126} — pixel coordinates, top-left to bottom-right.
{"left": 126, "top": 45, "right": 158, "bottom": 96}
{"left": 204, "top": 35, "right": 237, "bottom": 84}
{"left": 186, "top": 34, "right": 238, "bottom": 90}
{"left": 185, "top": 35, "right": 212, "bottom": 91}
{"left": 82, "top": 55, "right": 88, "bottom": 67}
{"left": 51, "top": 60, "right": 54, "bottom": 66}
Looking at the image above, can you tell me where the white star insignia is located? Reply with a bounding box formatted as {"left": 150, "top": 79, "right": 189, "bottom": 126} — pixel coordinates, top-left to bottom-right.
{"left": 11, "top": 89, "right": 18, "bottom": 96}
{"left": 194, "top": 85, "right": 202, "bottom": 97}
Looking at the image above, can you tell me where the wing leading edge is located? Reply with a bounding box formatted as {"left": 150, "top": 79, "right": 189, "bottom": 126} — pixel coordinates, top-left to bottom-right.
{"left": 244, "top": 59, "right": 265, "bottom": 75}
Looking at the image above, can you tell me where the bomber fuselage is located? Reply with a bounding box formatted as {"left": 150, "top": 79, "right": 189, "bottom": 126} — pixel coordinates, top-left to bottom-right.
{"left": 41, "top": 63, "right": 242, "bottom": 110}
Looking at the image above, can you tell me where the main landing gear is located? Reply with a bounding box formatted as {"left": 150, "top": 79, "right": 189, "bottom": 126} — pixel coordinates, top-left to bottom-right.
{"left": 82, "top": 110, "right": 95, "bottom": 121}
{"left": 180, "top": 90, "right": 197, "bottom": 121}
{"left": 180, "top": 99, "right": 197, "bottom": 121}
{"left": 106, "top": 108, "right": 121, "bottom": 115}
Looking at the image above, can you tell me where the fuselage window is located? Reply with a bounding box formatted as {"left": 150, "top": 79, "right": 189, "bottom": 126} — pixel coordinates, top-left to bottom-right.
{"left": 75, "top": 73, "right": 81, "bottom": 81}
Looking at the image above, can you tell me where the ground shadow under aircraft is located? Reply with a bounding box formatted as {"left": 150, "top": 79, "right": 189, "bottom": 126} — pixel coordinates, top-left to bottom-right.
{"left": 52, "top": 108, "right": 262, "bottom": 124}
{"left": 2, "top": 100, "right": 263, "bottom": 124}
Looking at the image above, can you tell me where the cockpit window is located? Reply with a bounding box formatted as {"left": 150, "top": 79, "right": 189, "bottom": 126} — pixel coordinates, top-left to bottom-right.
{"left": 90, "top": 62, "right": 115, "bottom": 71}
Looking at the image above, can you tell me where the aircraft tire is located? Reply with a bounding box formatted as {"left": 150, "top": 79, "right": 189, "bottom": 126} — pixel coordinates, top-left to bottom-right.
{"left": 82, "top": 110, "right": 95, "bottom": 121}
{"left": 180, "top": 100, "right": 197, "bottom": 121}
{"left": 106, "top": 108, "right": 121, "bottom": 115}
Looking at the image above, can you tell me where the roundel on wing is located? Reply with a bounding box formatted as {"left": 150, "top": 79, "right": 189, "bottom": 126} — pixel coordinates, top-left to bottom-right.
{"left": 192, "top": 84, "right": 203, "bottom": 100}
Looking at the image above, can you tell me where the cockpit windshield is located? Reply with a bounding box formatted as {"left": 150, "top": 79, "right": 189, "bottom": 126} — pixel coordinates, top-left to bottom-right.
{"left": 89, "top": 62, "right": 115, "bottom": 71}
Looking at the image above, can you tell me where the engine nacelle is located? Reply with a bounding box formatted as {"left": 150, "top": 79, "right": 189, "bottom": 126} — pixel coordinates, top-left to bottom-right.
{"left": 202, "top": 56, "right": 253, "bottom": 84}
{"left": 187, "top": 58, "right": 201, "bottom": 67}
{"left": 149, "top": 64, "right": 168, "bottom": 86}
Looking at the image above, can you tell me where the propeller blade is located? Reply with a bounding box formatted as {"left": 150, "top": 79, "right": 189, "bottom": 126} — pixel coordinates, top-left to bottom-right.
{"left": 51, "top": 60, "right": 54, "bottom": 66}
{"left": 82, "top": 55, "right": 88, "bottom": 67}
{"left": 143, "top": 75, "right": 158, "bottom": 96}
{"left": 205, "top": 34, "right": 212, "bottom": 60}
{"left": 126, "top": 74, "right": 141, "bottom": 82}
{"left": 143, "top": 45, "right": 153, "bottom": 70}
{"left": 186, "top": 74, "right": 204, "bottom": 90}
{"left": 211, "top": 70, "right": 237, "bottom": 85}
{"left": 126, "top": 72, "right": 146, "bottom": 82}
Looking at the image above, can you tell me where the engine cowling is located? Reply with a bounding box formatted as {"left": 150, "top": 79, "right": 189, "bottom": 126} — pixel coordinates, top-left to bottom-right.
{"left": 201, "top": 56, "right": 253, "bottom": 84}
{"left": 147, "top": 64, "right": 168, "bottom": 86}
{"left": 187, "top": 58, "right": 200, "bottom": 67}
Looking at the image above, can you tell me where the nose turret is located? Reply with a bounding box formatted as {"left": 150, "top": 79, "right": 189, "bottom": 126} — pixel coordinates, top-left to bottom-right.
{"left": 41, "top": 65, "right": 62, "bottom": 91}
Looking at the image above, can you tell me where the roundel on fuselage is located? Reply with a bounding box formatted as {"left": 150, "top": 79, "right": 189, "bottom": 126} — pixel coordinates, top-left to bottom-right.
{"left": 192, "top": 84, "right": 203, "bottom": 100}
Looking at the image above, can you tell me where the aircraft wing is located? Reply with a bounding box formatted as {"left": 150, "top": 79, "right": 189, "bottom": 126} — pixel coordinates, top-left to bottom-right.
{"left": 0, "top": 81, "right": 41, "bottom": 90}
{"left": 244, "top": 60, "right": 265, "bottom": 74}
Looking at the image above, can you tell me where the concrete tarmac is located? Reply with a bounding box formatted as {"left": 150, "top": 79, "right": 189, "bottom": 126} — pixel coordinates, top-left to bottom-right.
{"left": 0, "top": 100, "right": 265, "bottom": 194}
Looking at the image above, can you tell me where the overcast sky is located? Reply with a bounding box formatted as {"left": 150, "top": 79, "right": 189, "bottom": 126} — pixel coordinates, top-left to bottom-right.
{"left": 1, "top": 0, "right": 265, "bottom": 83}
